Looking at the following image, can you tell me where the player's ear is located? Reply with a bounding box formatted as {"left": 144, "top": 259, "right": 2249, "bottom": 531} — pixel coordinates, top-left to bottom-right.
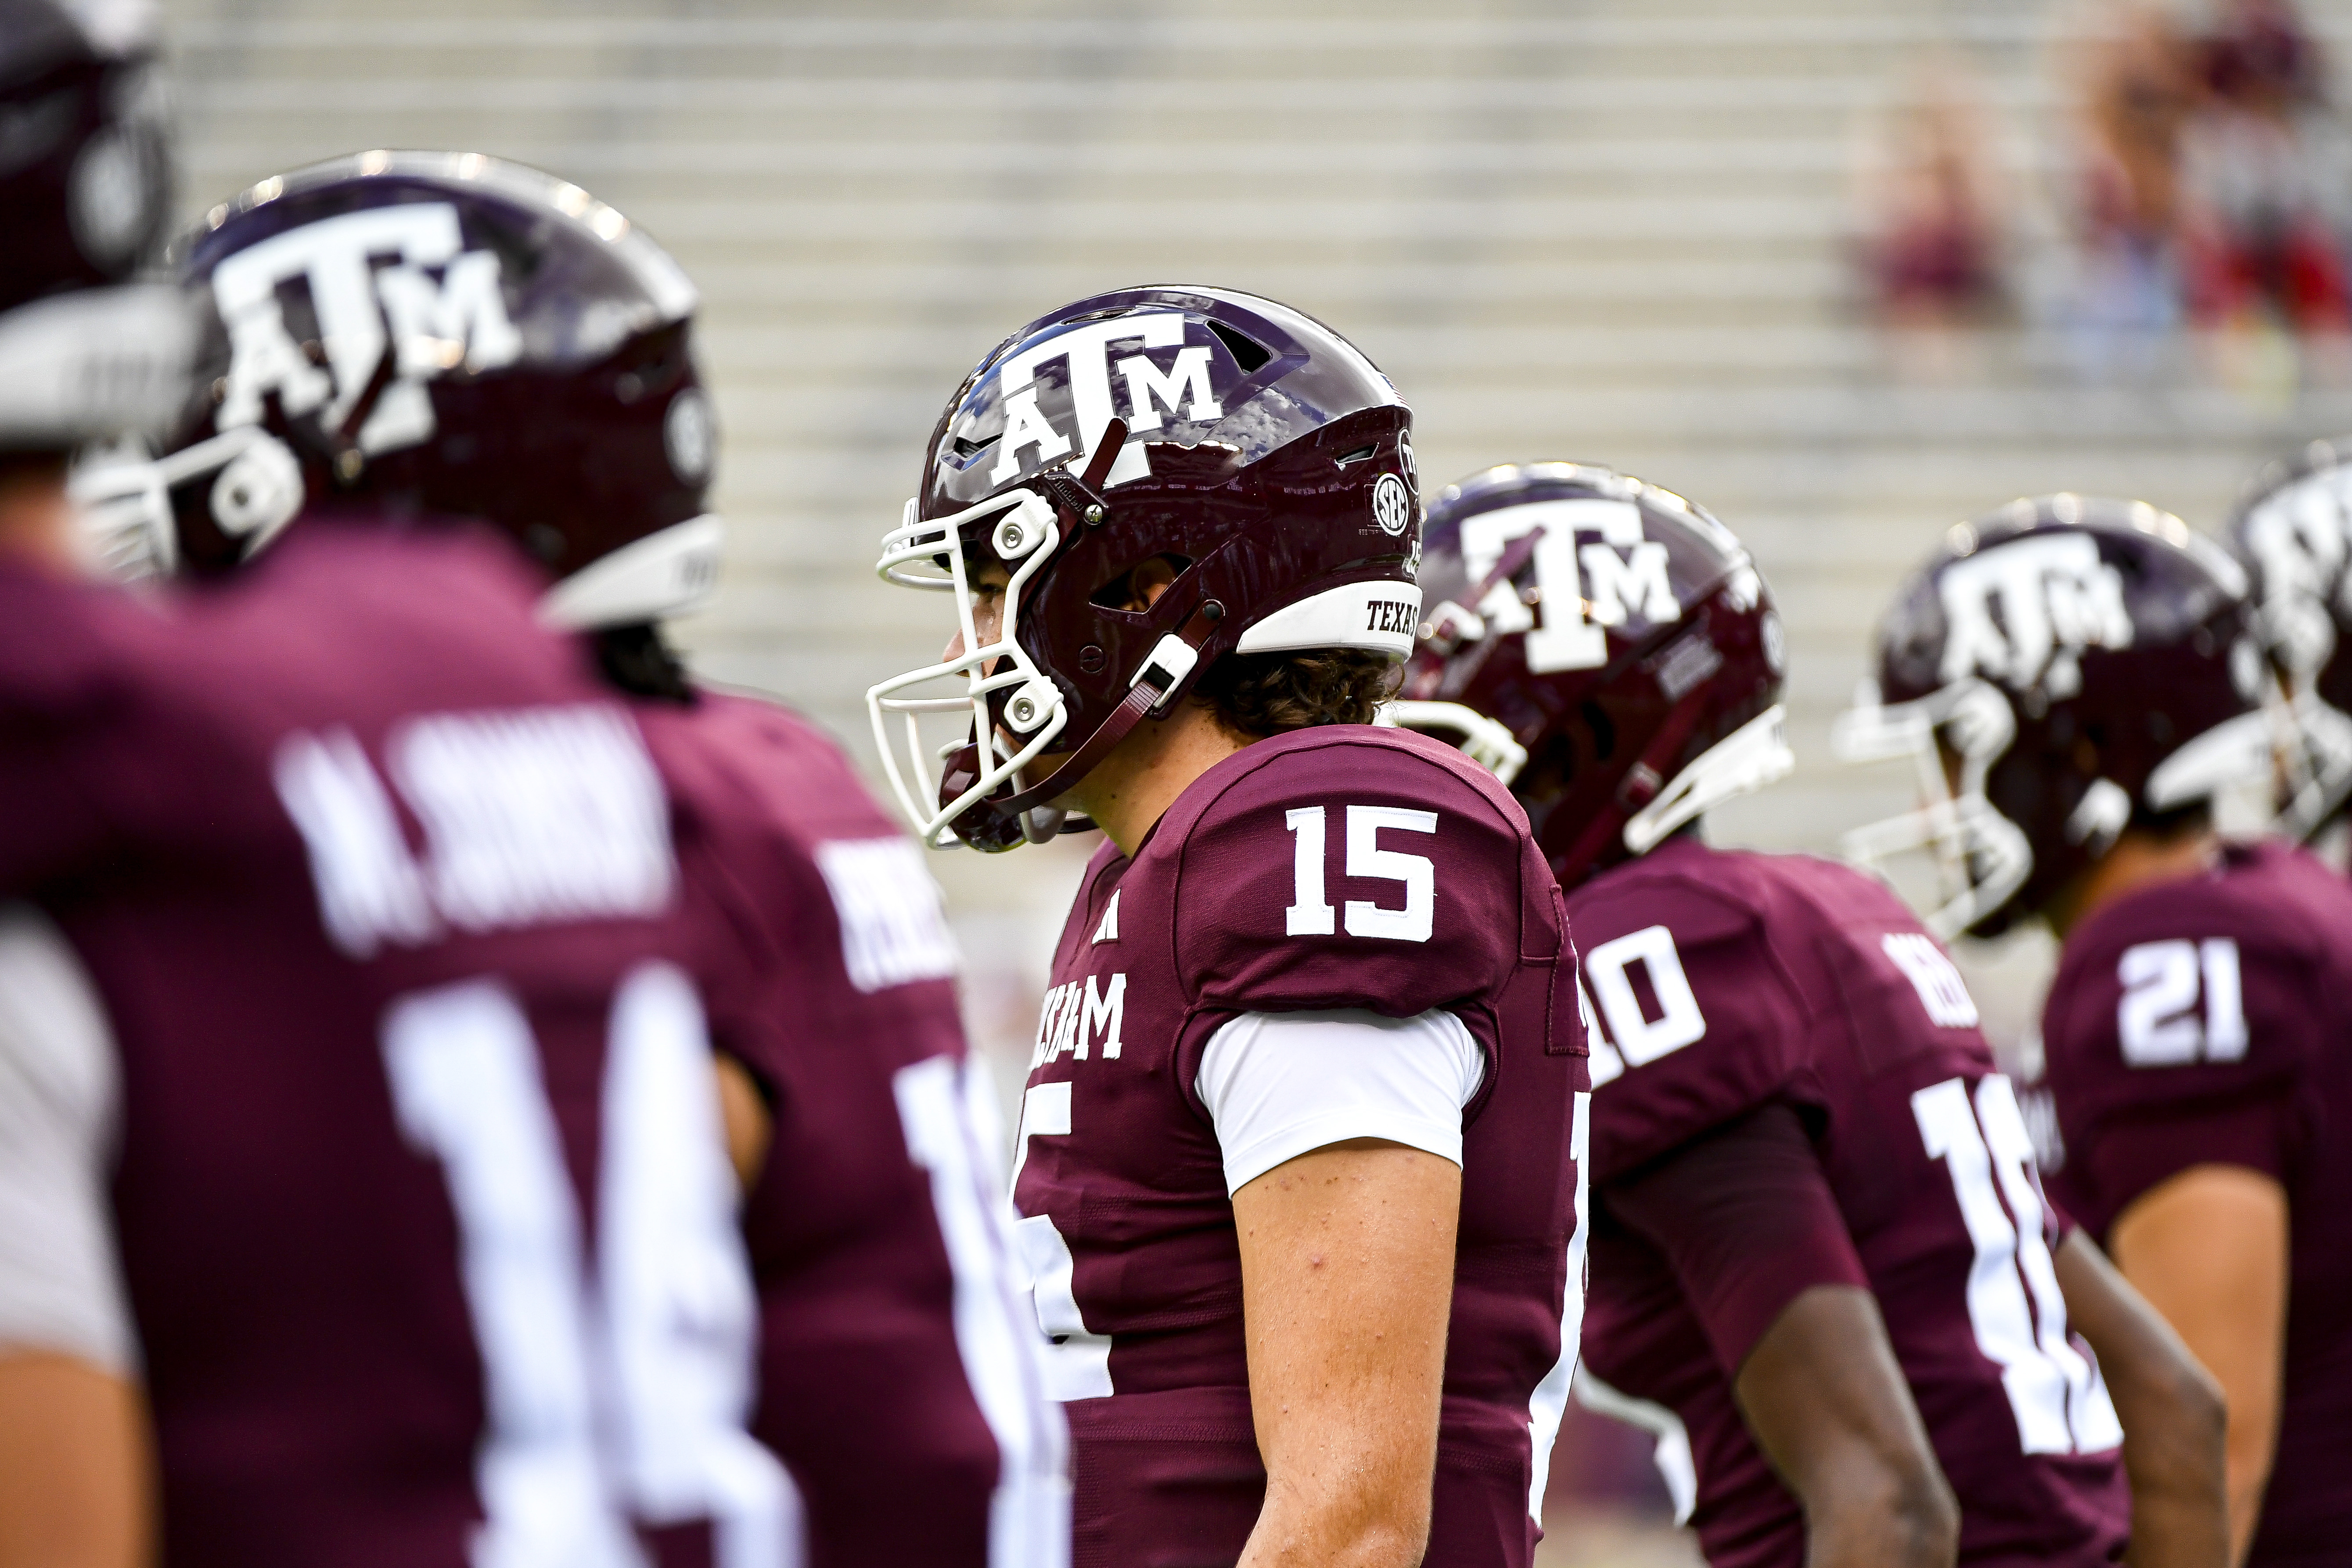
{"left": 1094, "top": 554, "right": 1186, "bottom": 614}
{"left": 1135, "top": 557, "right": 1178, "bottom": 609}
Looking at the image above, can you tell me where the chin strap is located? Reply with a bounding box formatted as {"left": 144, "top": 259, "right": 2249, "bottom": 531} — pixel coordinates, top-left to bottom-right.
{"left": 986, "top": 596, "right": 1226, "bottom": 822}
{"left": 1555, "top": 679, "right": 1712, "bottom": 881}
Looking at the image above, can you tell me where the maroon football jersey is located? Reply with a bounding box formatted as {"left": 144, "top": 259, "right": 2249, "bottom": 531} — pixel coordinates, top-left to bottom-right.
{"left": 2040, "top": 839, "right": 2352, "bottom": 1565}
{"left": 0, "top": 522, "right": 790, "bottom": 1568}
{"left": 636, "top": 690, "right": 1067, "bottom": 1568}
{"left": 1009, "top": 725, "right": 1589, "bottom": 1568}
{"left": 1570, "top": 838, "right": 2131, "bottom": 1568}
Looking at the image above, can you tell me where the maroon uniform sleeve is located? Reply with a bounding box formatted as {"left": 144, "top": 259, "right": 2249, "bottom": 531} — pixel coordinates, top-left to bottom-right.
{"left": 1569, "top": 871, "right": 1809, "bottom": 1180}
{"left": 0, "top": 573, "right": 140, "bottom": 893}
{"left": 1603, "top": 1100, "right": 1870, "bottom": 1375}
{"left": 1169, "top": 737, "right": 1531, "bottom": 1020}
{"left": 2042, "top": 908, "right": 2318, "bottom": 1242}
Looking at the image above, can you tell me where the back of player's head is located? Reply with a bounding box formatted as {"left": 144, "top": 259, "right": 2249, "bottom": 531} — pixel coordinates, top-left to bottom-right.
{"left": 2226, "top": 437, "right": 2352, "bottom": 840}
{"left": 0, "top": 0, "right": 183, "bottom": 457}
{"left": 870, "top": 284, "right": 1421, "bottom": 851}
{"left": 74, "top": 150, "right": 719, "bottom": 646}
{"left": 1392, "top": 462, "right": 1791, "bottom": 888}
{"left": 1838, "top": 494, "right": 2264, "bottom": 938}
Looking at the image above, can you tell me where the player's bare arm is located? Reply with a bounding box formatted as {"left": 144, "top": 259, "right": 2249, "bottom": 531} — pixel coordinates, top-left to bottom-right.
{"left": 2054, "top": 1228, "right": 2229, "bottom": 1568}
{"left": 1598, "top": 1098, "right": 1957, "bottom": 1568}
{"left": 0, "top": 1355, "right": 149, "bottom": 1568}
{"left": 2110, "top": 1167, "right": 2288, "bottom": 1567}
{"left": 712, "top": 1053, "right": 773, "bottom": 1190}
{"left": 1234, "top": 1140, "right": 1460, "bottom": 1568}
{"left": 1733, "top": 1288, "right": 1958, "bottom": 1568}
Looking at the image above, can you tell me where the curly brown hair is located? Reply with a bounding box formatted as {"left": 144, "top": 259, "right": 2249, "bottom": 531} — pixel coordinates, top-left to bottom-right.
{"left": 1193, "top": 649, "right": 1402, "bottom": 741}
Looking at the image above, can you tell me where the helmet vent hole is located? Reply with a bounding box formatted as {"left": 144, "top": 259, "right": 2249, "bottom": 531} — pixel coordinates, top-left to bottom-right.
{"left": 952, "top": 434, "right": 994, "bottom": 462}
{"left": 1207, "top": 321, "right": 1270, "bottom": 373}
{"left": 1334, "top": 443, "right": 1377, "bottom": 468}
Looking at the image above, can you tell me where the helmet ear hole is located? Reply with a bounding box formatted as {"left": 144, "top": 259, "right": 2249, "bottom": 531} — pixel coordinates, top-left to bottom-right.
{"left": 1580, "top": 700, "right": 1617, "bottom": 762}
{"left": 1090, "top": 554, "right": 1193, "bottom": 612}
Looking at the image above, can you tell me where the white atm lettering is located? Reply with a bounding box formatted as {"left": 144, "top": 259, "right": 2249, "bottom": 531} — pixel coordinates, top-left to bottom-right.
{"left": 1459, "top": 499, "right": 1680, "bottom": 675}
{"left": 989, "top": 312, "right": 1219, "bottom": 488}
{"left": 1030, "top": 973, "right": 1129, "bottom": 1068}
{"left": 211, "top": 204, "right": 524, "bottom": 457}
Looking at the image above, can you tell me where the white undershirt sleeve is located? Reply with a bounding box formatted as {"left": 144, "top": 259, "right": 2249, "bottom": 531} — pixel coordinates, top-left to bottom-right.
{"left": 0, "top": 906, "right": 136, "bottom": 1374}
{"left": 1194, "top": 1008, "right": 1486, "bottom": 1196}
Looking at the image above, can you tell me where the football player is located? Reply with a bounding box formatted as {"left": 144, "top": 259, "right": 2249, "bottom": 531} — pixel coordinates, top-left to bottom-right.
{"left": 2226, "top": 439, "right": 2352, "bottom": 852}
{"left": 0, "top": 42, "right": 797, "bottom": 1568}
{"left": 1398, "top": 468, "right": 2226, "bottom": 1566}
{"left": 0, "top": 7, "right": 182, "bottom": 1559}
{"left": 867, "top": 287, "right": 1590, "bottom": 1568}
{"left": 71, "top": 152, "right": 1068, "bottom": 1568}
{"left": 1845, "top": 494, "right": 2352, "bottom": 1565}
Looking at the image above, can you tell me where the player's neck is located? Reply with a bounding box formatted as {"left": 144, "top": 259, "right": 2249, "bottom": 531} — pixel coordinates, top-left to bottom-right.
{"left": 0, "top": 462, "right": 79, "bottom": 578}
{"left": 1061, "top": 698, "right": 1251, "bottom": 857}
{"left": 2046, "top": 827, "right": 2219, "bottom": 939}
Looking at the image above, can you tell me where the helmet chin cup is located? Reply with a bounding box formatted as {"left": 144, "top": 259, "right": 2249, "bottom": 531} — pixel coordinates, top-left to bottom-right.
{"left": 868, "top": 487, "right": 1070, "bottom": 849}
{"left": 1833, "top": 678, "right": 2032, "bottom": 939}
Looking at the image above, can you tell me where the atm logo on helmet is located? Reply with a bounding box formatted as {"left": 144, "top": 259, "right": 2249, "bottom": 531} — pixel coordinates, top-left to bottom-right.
{"left": 1937, "top": 533, "right": 2132, "bottom": 694}
{"left": 1459, "top": 500, "right": 1679, "bottom": 675}
{"left": 211, "top": 203, "right": 524, "bottom": 456}
{"left": 989, "top": 312, "right": 1225, "bottom": 489}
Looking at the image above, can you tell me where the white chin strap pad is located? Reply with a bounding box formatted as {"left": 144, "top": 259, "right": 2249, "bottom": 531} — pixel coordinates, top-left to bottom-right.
{"left": 1236, "top": 580, "right": 1421, "bottom": 659}
{"left": 540, "top": 514, "right": 725, "bottom": 630}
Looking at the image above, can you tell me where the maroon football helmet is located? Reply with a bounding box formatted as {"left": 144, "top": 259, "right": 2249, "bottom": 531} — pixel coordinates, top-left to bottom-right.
{"left": 0, "top": 0, "right": 185, "bottom": 450}
{"left": 1392, "top": 462, "right": 1792, "bottom": 889}
{"left": 73, "top": 151, "right": 719, "bottom": 617}
{"left": 1838, "top": 496, "right": 2266, "bottom": 938}
{"left": 869, "top": 284, "right": 1419, "bottom": 851}
{"left": 2226, "top": 437, "right": 2352, "bottom": 840}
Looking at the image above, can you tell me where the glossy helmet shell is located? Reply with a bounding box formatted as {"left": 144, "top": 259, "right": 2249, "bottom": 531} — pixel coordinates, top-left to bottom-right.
{"left": 1399, "top": 462, "right": 1788, "bottom": 888}
{"left": 0, "top": 0, "right": 171, "bottom": 313}
{"left": 149, "top": 152, "right": 716, "bottom": 620}
{"left": 1872, "top": 496, "right": 2260, "bottom": 933}
{"left": 0, "top": 0, "right": 181, "bottom": 449}
{"left": 898, "top": 284, "right": 1418, "bottom": 850}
